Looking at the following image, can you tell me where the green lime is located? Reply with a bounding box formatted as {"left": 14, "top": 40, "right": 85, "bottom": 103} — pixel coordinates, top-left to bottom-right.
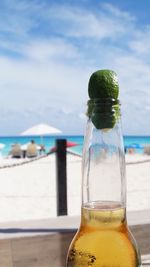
{"left": 92, "top": 113, "right": 117, "bottom": 130}
{"left": 87, "top": 69, "right": 120, "bottom": 130}
{"left": 88, "top": 70, "right": 119, "bottom": 100}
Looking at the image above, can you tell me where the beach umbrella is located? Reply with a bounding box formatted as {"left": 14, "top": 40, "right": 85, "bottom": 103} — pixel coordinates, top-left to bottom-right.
{"left": 125, "top": 143, "right": 143, "bottom": 149}
{"left": 20, "top": 123, "right": 62, "bottom": 144}
{"left": 50, "top": 141, "right": 79, "bottom": 153}
{"left": 65, "top": 141, "right": 79, "bottom": 148}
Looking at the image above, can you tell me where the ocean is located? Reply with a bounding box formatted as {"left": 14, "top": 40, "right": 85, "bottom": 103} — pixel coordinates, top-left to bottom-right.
{"left": 0, "top": 135, "right": 150, "bottom": 157}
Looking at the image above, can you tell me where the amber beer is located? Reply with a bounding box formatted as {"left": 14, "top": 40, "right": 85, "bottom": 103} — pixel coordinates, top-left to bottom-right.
{"left": 66, "top": 70, "right": 141, "bottom": 267}
{"left": 67, "top": 202, "right": 140, "bottom": 267}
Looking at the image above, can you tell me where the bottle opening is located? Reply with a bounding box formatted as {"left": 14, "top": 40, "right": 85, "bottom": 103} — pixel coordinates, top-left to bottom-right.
{"left": 87, "top": 98, "right": 120, "bottom": 130}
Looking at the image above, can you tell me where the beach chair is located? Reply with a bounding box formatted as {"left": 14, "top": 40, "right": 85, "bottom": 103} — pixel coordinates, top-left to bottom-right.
{"left": 10, "top": 144, "right": 22, "bottom": 158}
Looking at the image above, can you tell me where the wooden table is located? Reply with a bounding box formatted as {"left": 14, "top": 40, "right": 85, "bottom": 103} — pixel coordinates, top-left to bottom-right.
{"left": 0, "top": 212, "right": 149, "bottom": 267}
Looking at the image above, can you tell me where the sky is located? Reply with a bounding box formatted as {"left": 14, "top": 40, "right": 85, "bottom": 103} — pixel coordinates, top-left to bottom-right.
{"left": 0, "top": 0, "right": 150, "bottom": 136}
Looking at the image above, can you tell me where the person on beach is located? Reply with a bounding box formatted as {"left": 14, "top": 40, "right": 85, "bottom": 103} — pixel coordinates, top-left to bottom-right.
{"left": 26, "top": 140, "right": 38, "bottom": 158}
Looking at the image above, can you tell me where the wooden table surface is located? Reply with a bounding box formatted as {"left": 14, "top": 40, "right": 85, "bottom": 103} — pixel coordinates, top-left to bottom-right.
{"left": 0, "top": 213, "right": 149, "bottom": 267}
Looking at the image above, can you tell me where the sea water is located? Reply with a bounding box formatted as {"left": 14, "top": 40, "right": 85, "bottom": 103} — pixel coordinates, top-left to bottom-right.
{"left": 0, "top": 135, "right": 150, "bottom": 157}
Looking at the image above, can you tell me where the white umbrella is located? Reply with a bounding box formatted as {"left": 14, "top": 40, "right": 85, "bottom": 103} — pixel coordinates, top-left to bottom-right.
{"left": 20, "top": 123, "right": 62, "bottom": 144}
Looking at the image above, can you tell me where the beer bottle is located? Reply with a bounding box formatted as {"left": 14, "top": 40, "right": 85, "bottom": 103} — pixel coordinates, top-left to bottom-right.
{"left": 66, "top": 70, "right": 141, "bottom": 267}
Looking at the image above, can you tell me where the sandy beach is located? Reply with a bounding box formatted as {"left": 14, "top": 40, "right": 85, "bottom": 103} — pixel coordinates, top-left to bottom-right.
{"left": 0, "top": 153, "right": 150, "bottom": 223}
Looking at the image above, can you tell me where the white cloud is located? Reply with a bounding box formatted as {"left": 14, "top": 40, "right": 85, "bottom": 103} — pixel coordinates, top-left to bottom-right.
{"left": 22, "top": 39, "right": 79, "bottom": 61}
{"left": 102, "top": 3, "right": 135, "bottom": 21}
{"left": 129, "top": 26, "right": 150, "bottom": 57}
{"left": 0, "top": 10, "right": 35, "bottom": 36}
{"left": 0, "top": 1, "right": 134, "bottom": 42}
{"left": 43, "top": 3, "right": 134, "bottom": 40}
{"left": 112, "top": 54, "right": 150, "bottom": 135}
{"left": 0, "top": 56, "right": 88, "bottom": 102}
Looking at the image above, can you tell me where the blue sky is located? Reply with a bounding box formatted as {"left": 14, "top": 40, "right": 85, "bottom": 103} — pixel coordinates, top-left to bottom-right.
{"left": 0, "top": 0, "right": 150, "bottom": 135}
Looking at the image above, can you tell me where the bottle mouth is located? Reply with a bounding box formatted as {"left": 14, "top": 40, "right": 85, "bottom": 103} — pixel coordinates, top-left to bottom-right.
{"left": 87, "top": 98, "right": 120, "bottom": 116}
{"left": 93, "top": 98, "right": 119, "bottom": 105}
{"left": 87, "top": 98, "right": 120, "bottom": 130}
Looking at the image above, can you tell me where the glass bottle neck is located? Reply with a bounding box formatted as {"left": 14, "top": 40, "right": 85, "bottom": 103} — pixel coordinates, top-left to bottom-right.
{"left": 82, "top": 118, "right": 126, "bottom": 209}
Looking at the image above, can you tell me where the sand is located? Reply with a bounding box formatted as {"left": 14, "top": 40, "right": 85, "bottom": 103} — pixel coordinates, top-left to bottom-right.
{"left": 0, "top": 153, "right": 149, "bottom": 223}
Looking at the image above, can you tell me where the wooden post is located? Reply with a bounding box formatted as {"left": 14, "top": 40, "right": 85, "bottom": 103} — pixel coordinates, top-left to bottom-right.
{"left": 56, "top": 139, "right": 68, "bottom": 216}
